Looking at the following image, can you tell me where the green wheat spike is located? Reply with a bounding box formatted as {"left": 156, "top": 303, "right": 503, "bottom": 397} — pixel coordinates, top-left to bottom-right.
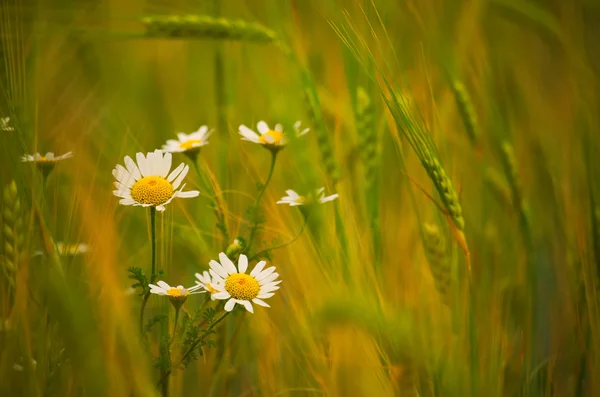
{"left": 422, "top": 223, "right": 452, "bottom": 305}
{"left": 356, "top": 86, "right": 377, "bottom": 189}
{"left": 451, "top": 81, "right": 478, "bottom": 147}
{"left": 2, "top": 180, "right": 22, "bottom": 292}
{"left": 142, "top": 15, "right": 277, "bottom": 42}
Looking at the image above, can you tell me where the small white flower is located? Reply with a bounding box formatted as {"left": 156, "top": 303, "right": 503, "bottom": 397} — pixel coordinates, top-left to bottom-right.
{"left": 1, "top": 117, "right": 14, "bottom": 131}
{"left": 238, "top": 120, "right": 308, "bottom": 151}
{"left": 208, "top": 252, "right": 281, "bottom": 314}
{"left": 162, "top": 126, "right": 212, "bottom": 154}
{"left": 21, "top": 152, "right": 74, "bottom": 163}
{"left": 55, "top": 242, "right": 90, "bottom": 256}
{"left": 293, "top": 121, "right": 310, "bottom": 137}
{"left": 112, "top": 149, "right": 200, "bottom": 212}
{"left": 149, "top": 281, "right": 204, "bottom": 307}
{"left": 194, "top": 270, "right": 220, "bottom": 299}
{"left": 277, "top": 187, "right": 339, "bottom": 206}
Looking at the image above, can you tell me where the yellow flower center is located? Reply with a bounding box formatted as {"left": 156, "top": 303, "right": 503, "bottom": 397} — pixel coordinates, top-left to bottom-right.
{"left": 179, "top": 139, "right": 202, "bottom": 150}
{"left": 130, "top": 176, "right": 174, "bottom": 206}
{"left": 258, "top": 130, "right": 285, "bottom": 145}
{"left": 167, "top": 287, "right": 189, "bottom": 297}
{"left": 224, "top": 273, "right": 260, "bottom": 300}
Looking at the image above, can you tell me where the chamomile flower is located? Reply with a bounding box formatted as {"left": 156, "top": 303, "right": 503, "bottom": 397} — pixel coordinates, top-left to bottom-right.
{"left": 277, "top": 187, "right": 339, "bottom": 206}
{"left": 21, "top": 152, "right": 74, "bottom": 177}
{"left": 55, "top": 242, "right": 90, "bottom": 256}
{"left": 209, "top": 252, "right": 281, "bottom": 314}
{"left": 162, "top": 125, "right": 212, "bottom": 155}
{"left": 112, "top": 149, "right": 199, "bottom": 212}
{"left": 1, "top": 117, "right": 14, "bottom": 131}
{"left": 238, "top": 120, "right": 308, "bottom": 152}
{"left": 149, "top": 280, "right": 205, "bottom": 308}
{"left": 195, "top": 271, "right": 220, "bottom": 299}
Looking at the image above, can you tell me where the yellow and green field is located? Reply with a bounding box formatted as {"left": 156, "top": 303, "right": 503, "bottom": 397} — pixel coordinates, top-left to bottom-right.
{"left": 1, "top": 0, "right": 599, "bottom": 396}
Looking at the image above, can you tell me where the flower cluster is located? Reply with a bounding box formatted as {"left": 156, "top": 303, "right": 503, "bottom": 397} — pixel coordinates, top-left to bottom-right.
{"left": 151, "top": 253, "right": 281, "bottom": 314}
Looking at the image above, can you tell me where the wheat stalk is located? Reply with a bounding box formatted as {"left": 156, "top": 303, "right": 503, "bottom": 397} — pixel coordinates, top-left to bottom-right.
{"left": 142, "top": 15, "right": 277, "bottom": 42}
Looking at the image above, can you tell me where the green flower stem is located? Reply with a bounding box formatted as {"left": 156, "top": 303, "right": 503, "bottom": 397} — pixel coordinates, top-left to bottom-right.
{"left": 249, "top": 213, "right": 308, "bottom": 261}
{"left": 169, "top": 306, "right": 181, "bottom": 348}
{"left": 244, "top": 152, "right": 277, "bottom": 253}
{"left": 139, "top": 207, "right": 157, "bottom": 334}
{"left": 157, "top": 311, "right": 231, "bottom": 387}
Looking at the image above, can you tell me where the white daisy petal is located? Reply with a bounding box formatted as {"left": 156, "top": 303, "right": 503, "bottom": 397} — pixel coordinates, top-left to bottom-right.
{"left": 257, "top": 292, "right": 275, "bottom": 299}
{"left": 177, "top": 190, "right": 200, "bottom": 198}
{"left": 136, "top": 152, "right": 148, "bottom": 176}
{"left": 124, "top": 156, "right": 142, "bottom": 181}
{"left": 161, "top": 152, "right": 172, "bottom": 178}
{"left": 257, "top": 121, "right": 270, "bottom": 134}
{"left": 177, "top": 133, "right": 188, "bottom": 142}
{"left": 172, "top": 165, "right": 189, "bottom": 189}
{"left": 157, "top": 281, "right": 171, "bottom": 289}
{"left": 241, "top": 300, "right": 254, "bottom": 313}
{"left": 238, "top": 255, "right": 248, "bottom": 273}
{"left": 255, "top": 266, "right": 276, "bottom": 282}
{"left": 275, "top": 123, "right": 283, "bottom": 132}
{"left": 250, "top": 261, "right": 267, "bottom": 277}
{"left": 209, "top": 260, "right": 228, "bottom": 278}
{"left": 224, "top": 298, "right": 236, "bottom": 311}
{"left": 252, "top": 298, "right": 270, "bottom": 307}
{"left": 167, "top": 163, "right": 185, "bottom": 182}
{"left": 219, "top": 252, "right": 238, "bottom": 274}
{"left": 239, "top": 125, "right": 260, "bottom": 142}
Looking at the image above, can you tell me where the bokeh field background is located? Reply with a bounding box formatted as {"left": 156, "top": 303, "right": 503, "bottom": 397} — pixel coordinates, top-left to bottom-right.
{"left": 1, "top": 0, "right": 600, "bottom": 396}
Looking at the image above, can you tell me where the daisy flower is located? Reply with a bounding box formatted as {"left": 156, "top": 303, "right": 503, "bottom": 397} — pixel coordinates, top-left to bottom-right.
{"left": 195, "top": 270, "right": 220, "bottom": 299}
{"left": 277, "top": 187, "right": 339, "bottom": 206}
{"left": 238, "top": 120, "right": 308, "bottom": 152}
{"left": 55, "top": 242, "right": 90, "bottom": 256}
{"left": 161, "top": 125, "right": 212, "bottom": 155}
{"left": 209, "top": 252, "right": 281, "bottom": 314}
{"left": 21, "top": 152, "right": 74, "bottom": 176}
{"left": 112, "top": 149, "right": 199, "bottom": 212}
{"left": 1, "top": 117, "right": 14, "bottom": 131}
{"left": 149, "top": 280, "right": 205, "bottom": 307}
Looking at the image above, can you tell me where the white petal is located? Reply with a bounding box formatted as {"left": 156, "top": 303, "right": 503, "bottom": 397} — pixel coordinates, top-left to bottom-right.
{"left": 275, "top": 123, "right": 283, "bottom": 132}
{"left": 255, "top": 266, "right": 276, "bottom": 282}
{"left": 177, "top": 133, "right": 188, "bottom": 142}
{"left": 209, "top": 269, "right": 225, "bottom": 284}
{"left": 250, "top": 261, "right": 267, "bottom": 277}
{"left": 209, "top": 260, "right": 228, "bottom": 278}
{"left": 260, "top": 272, "right": 280, "bottom": 284}
{"left": 168, "top": 163, "right": 185, "bottom": 182}
{"left": 136, "top": 152, "right": 148, "bottom": 176}
{"left": 259, "top": 285, "right": 280, "bottom": 294}
{"left": 157, "top": 281, "right": 171, "bottom": 289}
{"left": 285, "top": 190, "right": 300, "bottom": 198}
{"left": 320, "top": 194, "right": 339, "bottom": 203}
{"left": 172, "top": 165, "right": 189, "bottom": 189}
{"left": 176, "top": 190, "right": 200, "bottom": 198}
{"left": 112, "top": 165, "right": 135, "bottom": 188}
{"left": 252, "top": 298, "right": 270, "bottom": 307}
{"left": 238, "top": 255, "right": 248, "bottom": 273}
{"left": 161, "top": 152, "right": 172, "bottom": 178}
{"left": 241, "top": 300, "right": 254, "bottom": 313}
{"left": 219, "top": 252, "right": 238, "bottom": 274}
{"left": 224, "top": 298, "right": 236, "bottom": 311}
{"left": 119, "top": 198, "right": 135, "bottom": 205}
{"left": 156, "top": 205, "right": 166, "bottom": 212}
{"left": 214, "top": 291, "right": 232, "bottom": 301}
{"left": 239, "top": 125, "right": 260, "bottom": 142}
{"left": 124, "top": 156, "right": 142, "bottom": 181}
{"left": 257, "top": 121, "right": 270, "bottom": 134}
{"left": 257, "top": 292, "right": 275, "bottom": 299}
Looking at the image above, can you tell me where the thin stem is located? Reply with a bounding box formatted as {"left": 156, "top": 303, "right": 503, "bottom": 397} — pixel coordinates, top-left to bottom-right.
{"left": 157, "top": 311, "right": 231, "bottom": 387}
{"left": 192, "top": 157, "right": 229, "bottom": 245}
{"left": 249, "top": 214, "right": 309, "bottom": 261}
{"left": 245, "top": 152, "right": 277, "bottom": 253}
{"left": 169, "top": 307, "right": 181, "bottom": 348}
{"left": 139, "top": 207, "right": 157, "bottom": 334}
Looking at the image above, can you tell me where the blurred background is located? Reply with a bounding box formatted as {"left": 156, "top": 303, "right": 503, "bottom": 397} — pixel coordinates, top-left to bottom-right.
{"left": 1, "top": 0, "right": 600, "bottom": 396}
